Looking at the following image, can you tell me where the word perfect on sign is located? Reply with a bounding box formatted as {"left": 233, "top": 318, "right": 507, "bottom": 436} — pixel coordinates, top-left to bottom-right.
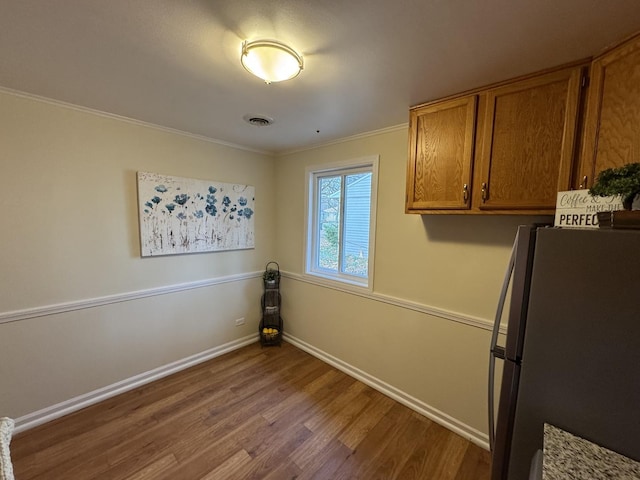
{"left": 554, "top": 190, "right": 623, "bottom": 229}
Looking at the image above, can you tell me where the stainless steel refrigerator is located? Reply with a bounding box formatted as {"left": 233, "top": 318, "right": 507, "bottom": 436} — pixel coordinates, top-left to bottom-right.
{"left": 488, "top": 226, "right": 640, "bottom": 480}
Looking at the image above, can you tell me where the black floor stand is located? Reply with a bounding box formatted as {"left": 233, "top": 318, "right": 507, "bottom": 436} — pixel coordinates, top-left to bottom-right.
{"left": 259, "top": 262, "right": 283, "bottom": 347}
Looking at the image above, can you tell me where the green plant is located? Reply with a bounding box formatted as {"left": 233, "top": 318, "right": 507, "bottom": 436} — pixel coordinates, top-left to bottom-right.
{"left": 323, "top": 223, "right": 339, "bottom": 247}
{"left": 263, "top": 269, "right": 279, "bottom": 282}
{"left": 589, "top": 163, "right": 640, "bottom": 209}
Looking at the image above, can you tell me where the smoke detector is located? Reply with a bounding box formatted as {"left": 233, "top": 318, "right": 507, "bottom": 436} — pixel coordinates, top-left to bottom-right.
{"left": 243, "top": 114, "right": 274, "bottom": 127}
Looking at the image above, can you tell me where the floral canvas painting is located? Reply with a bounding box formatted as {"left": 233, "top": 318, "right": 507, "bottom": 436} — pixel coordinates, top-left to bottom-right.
{"left": 137, "top": 172, "right": 255, "bottom": 256}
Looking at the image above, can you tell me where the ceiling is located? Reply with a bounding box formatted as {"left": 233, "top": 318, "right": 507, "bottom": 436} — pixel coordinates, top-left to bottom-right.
{"left": 1, "top": 0, "right": 640, "bottom": 154}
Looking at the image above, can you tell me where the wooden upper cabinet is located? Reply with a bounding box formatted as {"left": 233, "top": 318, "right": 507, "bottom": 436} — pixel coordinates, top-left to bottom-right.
{"left": 406, "top": 96, "right": 477, "bottom": 211}
{"left": 405, "top": 30, "right": 640, "bottom": 215}
{"left": 579, "top": 33, "right": 640, "bottom": 189}
{"left": 477, "top": 66, "right": 583, "bottom": 210}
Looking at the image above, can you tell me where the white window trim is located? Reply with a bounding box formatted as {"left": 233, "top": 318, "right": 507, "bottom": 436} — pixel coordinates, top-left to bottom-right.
{"left": 303, "top": 155, "right": 379, "bottom": 292}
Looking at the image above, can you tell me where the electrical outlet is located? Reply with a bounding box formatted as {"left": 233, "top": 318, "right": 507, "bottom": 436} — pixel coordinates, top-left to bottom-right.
{"left": 235, "top": 317, "right": 245, "bottom": 326}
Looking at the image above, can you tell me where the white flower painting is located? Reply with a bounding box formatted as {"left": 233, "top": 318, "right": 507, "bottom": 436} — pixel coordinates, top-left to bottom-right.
{"left": 137, "top": 172, "right": 255, "bottom": 257}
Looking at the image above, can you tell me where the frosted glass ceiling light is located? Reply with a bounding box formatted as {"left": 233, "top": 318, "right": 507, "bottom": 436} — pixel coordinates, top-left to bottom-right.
{"left": 241, "top": 40, "right": 303, "bottom": 84}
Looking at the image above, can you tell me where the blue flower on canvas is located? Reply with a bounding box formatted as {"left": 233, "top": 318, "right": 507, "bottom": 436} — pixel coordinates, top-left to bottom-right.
{"left": 208, "top": 186, "right": 217, "bottom": 194}
{"left": 165, "top": 203, "right": 176, "bottom": 213}
{"left": 238, "top": 197, "right": 248, "bottom": 206}
{"left": 243, "top": 207, "right": 254, "bottom": 219}
{"left": 155, "top": 185, "right": 168, "bottom": 193}
{"left": 152, "top": 196, "right": 162, "bottom": 204}
{"left": 177, "top": 212, "right": 186, "bottom": 220}
{"left": 174, "top": 194, "right": 190, "bottom": 206}
{"left": 194, "top": 210, "right": 204, "bottom": 218}
{"left": 222, "top": 196, "right": 231, "bottom": 207}
{"left": 205, "top": 204, "right": 217, "bottom": 216}
{"left": 205, "top": 191, "right": 218, "bottom": 217}
{"left": 145, "top": 201, "right": 153, "bottom": 209}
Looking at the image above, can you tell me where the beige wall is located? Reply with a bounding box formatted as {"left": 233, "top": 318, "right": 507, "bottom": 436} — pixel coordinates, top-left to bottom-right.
{"left": 0, "top": 91, "right": 276, "bottom": 419}
{"left": 275, "top": 128, "right": 549, "bottom": 438}
{"left": 0, "top": 89, "right": 546, "bottom": 442}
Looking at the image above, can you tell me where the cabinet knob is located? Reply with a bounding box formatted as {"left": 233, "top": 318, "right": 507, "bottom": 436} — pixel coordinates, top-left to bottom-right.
{"left": 579, "top": 175, "right": 588, "bottom": 189}
{"left": 463, "top": 184, "right": 469, "bottom": 202}
{"left": 481, "top": 182, "right": 488, "bottom": 202}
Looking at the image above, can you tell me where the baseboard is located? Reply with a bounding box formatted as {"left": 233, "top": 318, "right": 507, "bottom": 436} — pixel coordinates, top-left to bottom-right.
{"left": 14, "top": 332, "right": 490, "bottom": 451}
{"left": 284, "top": 333, "right": 490, "bottom": 451}
{"left": 14, "top": 334, "right": 259, "bottom": 434}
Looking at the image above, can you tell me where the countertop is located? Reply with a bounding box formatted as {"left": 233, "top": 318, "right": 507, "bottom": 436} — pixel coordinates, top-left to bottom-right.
{"left": 543, "top": 423, "right": 640, "bottom": 479}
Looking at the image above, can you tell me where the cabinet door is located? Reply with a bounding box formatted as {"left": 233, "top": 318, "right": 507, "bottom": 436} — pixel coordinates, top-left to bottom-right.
{"left": 477, "top": 66, "right": 583, "bottom": 210}
{"left": 406, "top": 96, "right": 477, "bottom": 211}
{"left": 579, "top": 34, "right": 640, "bottom": 189}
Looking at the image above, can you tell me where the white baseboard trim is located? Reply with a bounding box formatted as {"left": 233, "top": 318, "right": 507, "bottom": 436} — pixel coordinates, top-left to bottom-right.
{"left": 14, "top": 334, "right": 259, "bottom": 434}
{"left": 284, "top": 333, "right": 490, "bottom": 451}
{"left": 1, "top": 271, "right": 262, "bottom": 325}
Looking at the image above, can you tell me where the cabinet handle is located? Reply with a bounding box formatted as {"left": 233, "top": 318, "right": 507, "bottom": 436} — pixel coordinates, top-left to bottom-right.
{"left": 579, "top": 175, "right": 588, "bottom": 189}
{"left": 481, "top": 182, "right": 488, "bottom": 202}
{"left": 463, "top": 184, "right": 469, "bottom": 203}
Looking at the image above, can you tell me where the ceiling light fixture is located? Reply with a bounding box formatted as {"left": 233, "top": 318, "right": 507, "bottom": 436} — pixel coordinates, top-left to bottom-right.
{"left": 241, "top": 39, "right": 304, "bottom": 84}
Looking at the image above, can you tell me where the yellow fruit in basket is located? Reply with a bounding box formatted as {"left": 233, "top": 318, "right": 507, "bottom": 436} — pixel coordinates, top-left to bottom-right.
{"left": 262, "top": 328, "right": 268, "bottom": 334}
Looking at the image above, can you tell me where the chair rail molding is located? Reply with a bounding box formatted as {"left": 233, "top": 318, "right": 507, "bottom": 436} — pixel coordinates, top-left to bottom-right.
{"left": 0, "top": 271, "right": 262, "bottom": 325}
{"left": 281, "top": 270, "right": 505, "bottom": 334}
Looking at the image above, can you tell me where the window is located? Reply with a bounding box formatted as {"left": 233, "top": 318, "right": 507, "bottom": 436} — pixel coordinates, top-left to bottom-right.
{"left": 305, "top": 156, "right": 378, "bottom": 288}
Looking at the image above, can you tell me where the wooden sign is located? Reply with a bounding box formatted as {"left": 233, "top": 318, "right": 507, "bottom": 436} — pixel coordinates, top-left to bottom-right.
{"left": 554, "top": 190, "right": 623, "bottom": 228}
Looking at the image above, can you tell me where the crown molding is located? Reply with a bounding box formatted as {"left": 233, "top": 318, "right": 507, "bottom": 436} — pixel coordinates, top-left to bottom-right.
{"left": 0, "top": 86, "right": 272, "bottom": 155}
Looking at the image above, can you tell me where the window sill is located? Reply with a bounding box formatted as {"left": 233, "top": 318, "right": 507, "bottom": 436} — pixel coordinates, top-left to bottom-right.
{"left": 302, "top": 271, "right": 372, "bottom": 293}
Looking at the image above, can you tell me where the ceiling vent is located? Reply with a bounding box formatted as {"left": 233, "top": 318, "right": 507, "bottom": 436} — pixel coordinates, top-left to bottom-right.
{"left": 243, "top": 114, "right": 274, "bottom": 127}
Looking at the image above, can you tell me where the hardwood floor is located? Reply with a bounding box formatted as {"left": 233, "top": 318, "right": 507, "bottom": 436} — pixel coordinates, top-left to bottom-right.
{"left": 11, "top": 342, "right": 490, "bottom": 479}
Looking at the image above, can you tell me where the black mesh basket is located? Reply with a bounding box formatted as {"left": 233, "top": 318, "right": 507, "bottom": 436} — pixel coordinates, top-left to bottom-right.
{"left": 260, "top": 261, "right": 283, "bottom": 346}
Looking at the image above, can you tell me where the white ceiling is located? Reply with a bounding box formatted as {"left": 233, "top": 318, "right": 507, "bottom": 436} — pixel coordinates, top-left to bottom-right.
{"left": 1, "top": 0, "right": 640, "bottom": 153}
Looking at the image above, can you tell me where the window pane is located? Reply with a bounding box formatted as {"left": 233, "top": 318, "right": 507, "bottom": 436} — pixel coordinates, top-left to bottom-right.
{"left": 341, "top": 172, "right": 372, "bottom": 277}
{"left": 317, "top": 176, "right": 341, "bottom": 271}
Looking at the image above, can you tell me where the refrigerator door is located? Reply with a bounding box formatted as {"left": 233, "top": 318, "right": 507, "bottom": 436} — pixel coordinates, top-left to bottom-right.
{"left": 507, "top": 228, "right": 640, "bottom": 480}
{"left": 503, "top": 225, "right": 539, "bottom": 363}
{"left": 490, "top": 224, "right": 546, "bottom": 480}
{"left": 491, "top": 359, "right": 521, "bottom": 480}
{"left": 488, "top": 229, "right": 518, "bottom": 451}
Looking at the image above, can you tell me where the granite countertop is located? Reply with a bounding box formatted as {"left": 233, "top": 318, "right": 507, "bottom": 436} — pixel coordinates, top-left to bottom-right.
{"left": 543, "top": 423, "right": 640, "bottom": 480}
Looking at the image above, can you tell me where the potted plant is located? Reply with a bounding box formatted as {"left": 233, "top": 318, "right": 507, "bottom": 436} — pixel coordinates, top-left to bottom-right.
{"left": 263, "top": 263, "right": 280, "bottom": 287}
{"left": 263, "top": 269, "right": 278, "bottom": 283}
{"left": 589, "top": 162, "right": 640, "bottom": 210}
{"left": 589, "top": 163, "right": 640, "bottom": 228}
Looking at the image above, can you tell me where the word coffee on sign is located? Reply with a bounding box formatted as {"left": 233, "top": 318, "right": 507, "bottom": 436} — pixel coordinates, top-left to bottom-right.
{"left": 555, "top": 190, "right": 623, "bottom": 228}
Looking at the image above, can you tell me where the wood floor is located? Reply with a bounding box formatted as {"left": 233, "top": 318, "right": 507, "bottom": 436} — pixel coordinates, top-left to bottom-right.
{"left": 11, "top": 341, "right": 490, "bottom": 479}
